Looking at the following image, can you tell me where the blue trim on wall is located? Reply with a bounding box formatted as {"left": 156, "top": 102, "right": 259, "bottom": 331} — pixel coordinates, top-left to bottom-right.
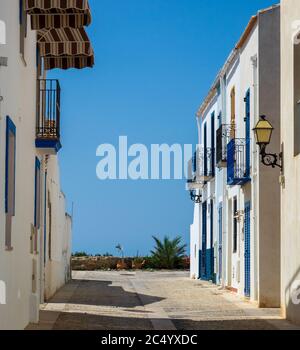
{"left": 34, "top": 157, "right": 41, "bottom": 228}
{"left": 35, "top": 139, "right": 62, "bottom": 153}
{"left": 44, "top": 171, "right": 47, "bottom": 265}
{"left": 5, "top": 116, "right": 16, "bottom": 214}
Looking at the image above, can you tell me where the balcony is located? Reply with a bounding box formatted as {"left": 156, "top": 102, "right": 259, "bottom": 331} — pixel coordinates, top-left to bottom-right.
{"left": 227, "top": 138, "right": 250, "bottom": 186}
{"left": 216, "top": 124, "right": 234, "bottom": 167}
{"left": 198, "top": 147, "right": 215, "bottom": 182}
{"left": 186, "top": 146, "right": 215, "bottom": 191}
{"left": 36, "top": 79, "right": 62, "bottom": 154}
{"left": 187, "top": 152, "right": 203, "bottom": 190}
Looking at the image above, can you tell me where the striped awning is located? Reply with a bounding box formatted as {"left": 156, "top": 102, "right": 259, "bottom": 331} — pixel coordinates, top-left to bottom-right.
{"left": 25, "top": 0, "right": 92, "bottom": 29}
{"left": 38, "top": 27, "right": 94, "bottom": 70}
{"left": 43, "top": 54, "right": 94, "bottom": 70}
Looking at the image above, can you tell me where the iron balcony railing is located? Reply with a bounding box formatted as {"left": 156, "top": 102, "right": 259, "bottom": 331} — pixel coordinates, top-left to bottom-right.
{"left": 191, "top": 147, "right": 215, "bottom": 183}
{"left": 216, "top": 124, "right": 235, "bottom": 167}
{"left": 36, "top": 79, "right": 61, "bottom": 144}
{"left": 227, "top": 138, "right": 251, "bottom": 186}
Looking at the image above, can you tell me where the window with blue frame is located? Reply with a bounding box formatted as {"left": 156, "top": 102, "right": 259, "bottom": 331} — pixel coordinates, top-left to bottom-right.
{"left": 5, "top": 116, "right": 16, "bottom": 250}
{"left": 19, "top": 0, "right": 27, "bottom": 57}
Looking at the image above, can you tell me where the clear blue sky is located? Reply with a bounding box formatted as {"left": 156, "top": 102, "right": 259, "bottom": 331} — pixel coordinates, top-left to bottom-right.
{"left": 49, "top": 0, "right": 277, "bottom": 256}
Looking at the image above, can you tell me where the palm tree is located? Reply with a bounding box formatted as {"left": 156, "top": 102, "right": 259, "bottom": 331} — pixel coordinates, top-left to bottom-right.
{"left": 151, "top": 236, "right": 187, "bottom": 269}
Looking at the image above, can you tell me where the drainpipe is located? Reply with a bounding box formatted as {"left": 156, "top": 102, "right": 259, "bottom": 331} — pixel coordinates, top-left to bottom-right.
{"left": 251, "top": 54, "right": 259, "bottom": 301}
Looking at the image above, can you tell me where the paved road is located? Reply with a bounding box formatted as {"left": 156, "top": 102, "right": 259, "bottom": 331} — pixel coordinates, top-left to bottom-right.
{"left": 27, "top": 271, "right": 300, "bottom": 330}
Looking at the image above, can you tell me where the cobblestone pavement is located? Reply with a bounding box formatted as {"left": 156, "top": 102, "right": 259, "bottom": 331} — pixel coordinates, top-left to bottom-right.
{"left": 27, "top": 271, "right": 300, "bottom": 330}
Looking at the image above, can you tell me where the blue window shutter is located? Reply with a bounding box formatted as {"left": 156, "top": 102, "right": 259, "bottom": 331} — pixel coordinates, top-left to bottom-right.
{"left": 19, "top": 0, "right": 23, "bottom": 24}
{"left": 193, "top": 151, "right": 197, "bottom": 173}
{"left": 5, "top": 116, "right": 16, "bottom": 215}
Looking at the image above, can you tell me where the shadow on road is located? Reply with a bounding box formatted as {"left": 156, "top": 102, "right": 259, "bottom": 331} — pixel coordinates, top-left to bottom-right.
{"left": 49, "top": 279, "right": 164, "bottom": 308}
{"left": 31, "top": 310, "right": 284, "bottom": 330}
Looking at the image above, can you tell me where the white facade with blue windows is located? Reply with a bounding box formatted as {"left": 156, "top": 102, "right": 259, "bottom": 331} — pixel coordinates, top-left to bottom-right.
{"left": 189, "top": 4, "right": 281, "bottom": 307}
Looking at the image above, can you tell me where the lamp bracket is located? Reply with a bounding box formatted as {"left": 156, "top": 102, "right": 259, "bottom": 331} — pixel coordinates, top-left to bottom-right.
{"left": 260, "top": 144, "right": 283, "bottom": 171}
{"left": 190, "top": 190, "right": 202, "bottom": 204}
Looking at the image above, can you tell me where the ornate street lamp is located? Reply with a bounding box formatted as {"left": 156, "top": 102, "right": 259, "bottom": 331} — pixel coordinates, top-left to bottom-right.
{"left": 253, "top": 115, "right": 282, "bottom": 170}
{"left": 190, "top": 190, "right": 202, "bottom": 204}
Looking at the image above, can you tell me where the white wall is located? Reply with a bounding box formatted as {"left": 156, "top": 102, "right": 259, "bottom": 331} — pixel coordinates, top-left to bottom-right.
{"left": 190, "top": 202, "right": 200, "bottom": 279}
{"left": 43, "top": 155, "right": 72, "bottom": 301}
{"left": 281, "top": 0, "right": 300, "bottom": 325}
{"left": 0, "top": 0, "right": 40, "bottom": 329}
{"left": 0, "top": 1, "right": 73, "bottom": 328}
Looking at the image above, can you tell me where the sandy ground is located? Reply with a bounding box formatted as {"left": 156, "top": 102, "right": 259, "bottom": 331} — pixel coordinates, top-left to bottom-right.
{"left": 27, "top": 271, "right": 300, "bottom": 330}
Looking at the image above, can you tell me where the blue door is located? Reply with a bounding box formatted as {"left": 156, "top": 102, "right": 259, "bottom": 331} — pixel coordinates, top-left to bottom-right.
{"left": 218, "top": 204, "right": 223, "bottom": 282}
{"left": 244, "top": 201, "right": 251, "bottom": 297}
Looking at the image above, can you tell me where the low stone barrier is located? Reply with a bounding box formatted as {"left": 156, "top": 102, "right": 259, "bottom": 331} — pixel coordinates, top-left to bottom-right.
{"left": 71, "top": 256, "right": 190, "bottom": 271}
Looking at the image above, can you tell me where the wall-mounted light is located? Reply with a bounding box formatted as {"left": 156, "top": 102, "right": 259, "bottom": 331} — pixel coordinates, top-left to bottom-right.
{"left": 253, "top": 115, "right": 283, "bottom": 171}
{"left": 190, "top": 191, "right": 202, "bottom": 204}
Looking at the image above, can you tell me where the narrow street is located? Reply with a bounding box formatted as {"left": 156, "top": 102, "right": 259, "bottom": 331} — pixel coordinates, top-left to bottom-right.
{"left": 27, "top": 271, "right": 299, "bottom": 330}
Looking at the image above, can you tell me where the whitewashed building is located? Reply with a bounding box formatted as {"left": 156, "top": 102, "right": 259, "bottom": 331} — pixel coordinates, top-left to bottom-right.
{"left": 189, "top": 4, "right": 281, "bottom": 307}
{"left": 0, "top": 0, "right": 94, "bottom": 329}
{"left": 280, "top": 0, "right": 300, "bottom": 325}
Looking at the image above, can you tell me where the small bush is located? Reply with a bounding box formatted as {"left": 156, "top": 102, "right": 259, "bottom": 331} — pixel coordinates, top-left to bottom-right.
{"left": 72, "top": 251, "right": 89, "bottom": 257}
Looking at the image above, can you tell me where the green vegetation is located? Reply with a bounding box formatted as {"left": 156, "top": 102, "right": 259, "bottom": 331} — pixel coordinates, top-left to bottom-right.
{"left": 150, "top": 236, "right": 187, "bottom": 269}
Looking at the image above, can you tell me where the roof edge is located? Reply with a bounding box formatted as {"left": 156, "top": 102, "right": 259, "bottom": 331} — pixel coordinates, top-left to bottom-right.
{"left": 196, "top": 3, "right": 279, "bottom": 118}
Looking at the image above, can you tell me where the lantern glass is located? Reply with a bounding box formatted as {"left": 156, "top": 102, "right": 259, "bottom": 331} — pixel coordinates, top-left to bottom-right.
{"left": 253, "top": 118, "right": 274, "bottom": 146}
